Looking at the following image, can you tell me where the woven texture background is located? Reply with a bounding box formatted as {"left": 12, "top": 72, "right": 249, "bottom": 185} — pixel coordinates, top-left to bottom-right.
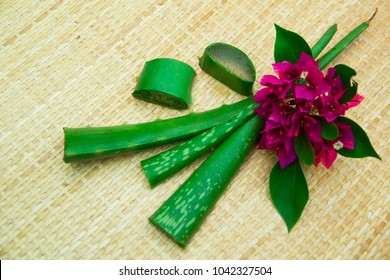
{"left": 1, "top": 0, "right": 389, "bottom": 259}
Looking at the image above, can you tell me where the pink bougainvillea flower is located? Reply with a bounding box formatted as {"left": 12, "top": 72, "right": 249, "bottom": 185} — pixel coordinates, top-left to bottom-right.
{"left": 272, "top": 61, "right": 301, "bottom": 82}
{"left": 258, "top": 121, "right": 297, "bottom": 169}
{"left": 254, "top": 52, "right": 362, "bottom": 169}
{"left": 309, "top": 122, "right": 356, "bottom": 169}
{"left": 334, "top": 122, "right": 355, "bottom": 150}
{"left": 346, "top": 94, "right": 364, "bottom": 108}
{"left": 276, "top": 139, "right": 297, "bottom": 169}
{"left": 300, "top": 114, "right": 322, "bottom": 143}
{"left": 312, "top": 122, "right": 354, "bottom": 169}
{"left": 313, "top": 141, "right": 338, "bottom": 169}
{"left": 295, "top": 53, "right": 329, "bottom": 100}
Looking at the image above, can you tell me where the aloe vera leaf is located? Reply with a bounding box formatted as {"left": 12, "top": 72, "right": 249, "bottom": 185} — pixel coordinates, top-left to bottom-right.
{"left": 318, "top": 9, "right": 377, "bottom": 69}
{"left": 199, "top": 42, "right": 256, "bottom": 96}
{"left": 63, "top": 97, "right": 257, "bottom": 163}
{"left": 311, "top": 24, "right": 337, "bottom": 58}
{"left": 141, "top": 102, "right": 256, "bottom": 187}
{"left": 149, "top": 115, "right": 264, "bottom": 247}
{"left": 133, "top": 58, "right": 196, "bottom": 110}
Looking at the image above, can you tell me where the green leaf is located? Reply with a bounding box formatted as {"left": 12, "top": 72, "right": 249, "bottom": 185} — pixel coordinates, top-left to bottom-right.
{"left": 336, "top": 117, "right": 381, "bottom": 159}
{"left": 270, "top": 160, "right": 309, "bottom": 232}
{"left": 320, "top": 119, "right": 339, "bottom": 140}
{"left": 334, "top": 64, "right": 356, "bottom": 88}
{"left": 294, "top": 129, "right": 315, "bottom": 165}
{"left": 274, "top": 24, "right": 312, "bottom": 63}
{"left": 317, "top": 19, "right": 370, "bottom": 70}
{"left": 311, "top": 24, "right": 337, "bottom": 59}
{"left": 339, "top": 80, "right": 358, "bottom": 104}
{"left": 334, "top": 65, "right": 358, "bottom": 104}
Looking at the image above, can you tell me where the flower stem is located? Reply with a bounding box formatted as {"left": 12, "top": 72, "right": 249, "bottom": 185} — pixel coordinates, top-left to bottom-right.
{"left": 318, "top": 9, "right": 377, "bottom": 70}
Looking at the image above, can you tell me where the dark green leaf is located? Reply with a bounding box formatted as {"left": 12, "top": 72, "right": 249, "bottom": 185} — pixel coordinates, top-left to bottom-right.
{"left": 294, "top": 129, "right": 315, "bottom": 165}
{"left": 334, "top": 65, "right": 358, "bottom": 104}
{"left": 274, "top": 24, "right": 312, "bottom": 63}
{"left": 334, "top": 64, "right": 356, "bottom": 88}
{"left": 270, "top": 160, "right": 309, "bottom": 232}
{"left": 320, "top": 119, "right": 339, "bottom": 140}
{"left": 339, "top": 80, "right": 358, "bottom": 104}
{"left": 337, "top": 117, "right": 381, "bottom": 159}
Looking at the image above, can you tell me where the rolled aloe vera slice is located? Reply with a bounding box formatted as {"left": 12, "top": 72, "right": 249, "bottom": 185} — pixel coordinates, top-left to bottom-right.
{"left": 133, "top": 58, "right": 196, "bottom": 110}
{"left": 318, "top": 9, "right": 377, "bottom": 69}
{"left": 63, "top": 97, "right": 257, "bottom": 162}
{"left": 199, "top": 42, "right": 256, "bottom": 96}
{"left": 149, "top": 115, "right": 263, "bottom": 247}
{"left": 141, "top": 102, "right": 256, "bottom": 187}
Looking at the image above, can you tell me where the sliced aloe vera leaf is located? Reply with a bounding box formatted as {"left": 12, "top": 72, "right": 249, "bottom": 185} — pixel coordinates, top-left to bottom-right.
{"left": 199, "top": 42, "right": 256, "bottom": 96}
{"left": 149, "top": 115, "right": 263, "bottom": 247}
{"left": 63, "top": 97, "right": 257, "bottom": 163}
{"left": 133, "top": 58, "right": 196, "bottom": 110}
{"left": 141, "top": 102, "right": 256, "bottom": 187}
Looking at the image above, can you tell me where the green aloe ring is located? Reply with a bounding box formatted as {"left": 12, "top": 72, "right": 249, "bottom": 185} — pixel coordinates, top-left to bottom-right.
{"left": 133, "top": 58, "right": 196, "bottom": 110}
{"left": 199, "top": 42, "right": 256, "bottom": 96}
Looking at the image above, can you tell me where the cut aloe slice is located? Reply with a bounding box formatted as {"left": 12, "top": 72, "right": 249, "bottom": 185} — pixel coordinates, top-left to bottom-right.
{"left": 133, "top": 58, "right": 196, "bottom": 110}
{"left": 199, "top": 42, "right": 256, "bottom": 96}
{"left": 149, "top": 116, "right": 263, "bottom": 247}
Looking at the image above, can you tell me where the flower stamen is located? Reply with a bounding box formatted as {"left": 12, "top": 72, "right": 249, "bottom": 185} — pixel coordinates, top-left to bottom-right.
{"left": 333, "top": 140, "right": 344, "bottom": 150}
{"left": 309, "top": 106, "right": 319, "bottom": 115}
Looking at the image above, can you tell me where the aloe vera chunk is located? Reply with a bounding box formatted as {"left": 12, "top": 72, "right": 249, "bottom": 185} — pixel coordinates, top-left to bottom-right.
{"left": 199, "top": 42, "right": 256, "bottom": 96}
{"left": 133, "top": 58, "right": 196, "bottom": 110}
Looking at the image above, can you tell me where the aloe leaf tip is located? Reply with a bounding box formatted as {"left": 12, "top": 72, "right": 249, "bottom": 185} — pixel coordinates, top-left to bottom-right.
{"left": 366, "top": 8, "right": 378, "bottom": 25}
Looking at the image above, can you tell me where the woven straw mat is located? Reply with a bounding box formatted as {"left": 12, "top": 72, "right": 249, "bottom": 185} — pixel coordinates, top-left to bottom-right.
{"left": 1, "top": 0, "right": 389, "bottom": 259}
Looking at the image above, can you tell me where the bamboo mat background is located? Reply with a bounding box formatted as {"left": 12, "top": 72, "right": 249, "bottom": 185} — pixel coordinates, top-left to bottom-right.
{"left": 1, "top": 0, "right": 389, "bottom": 259}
